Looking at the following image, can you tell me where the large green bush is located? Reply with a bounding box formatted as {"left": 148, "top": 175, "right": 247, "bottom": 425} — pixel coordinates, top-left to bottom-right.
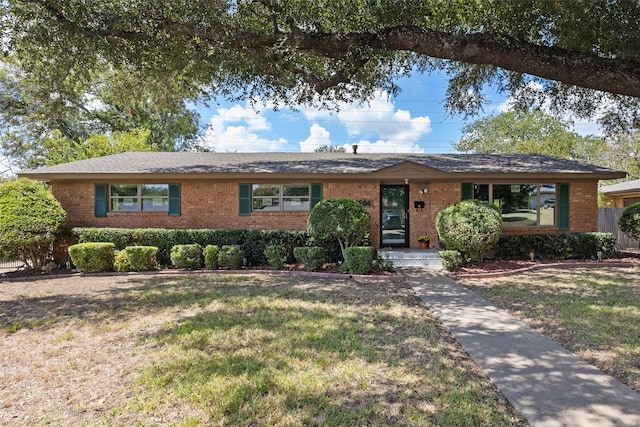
{"left": 68, "top": 242, "right": 115, "bottom": 272}
{"left": 436, "top": 200, "right": 502, "bottom": 262}
{"left": 307, "top": 198, "right": 370, "bottom": 262}
{"left": 618, "top": 203, "right": 640, "bottom": 244}
{"left": 0, "top": 178, "right": 67, "bottom": 269}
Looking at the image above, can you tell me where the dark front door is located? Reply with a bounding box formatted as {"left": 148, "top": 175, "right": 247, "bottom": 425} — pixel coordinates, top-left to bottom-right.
{"left": 381, "top": 185, "right": 409, "bottom": 247}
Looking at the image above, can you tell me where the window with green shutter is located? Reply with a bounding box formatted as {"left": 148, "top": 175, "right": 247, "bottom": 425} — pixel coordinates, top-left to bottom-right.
{"left": 239, "top": 184, "right": 251, "bottom": 216}
{"left": 557, "top": 183, "right": 570, "bottom": 230}
{"left": 168, "top": 184, "right": 181, "bottom": 217}
{"left": 95, "top": 184, "right": 107, "bottom": 217}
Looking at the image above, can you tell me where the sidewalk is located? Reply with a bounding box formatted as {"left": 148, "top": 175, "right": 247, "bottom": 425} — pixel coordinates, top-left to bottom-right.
{"left": 403, "top": 268, "right": 640, "bottom": 427}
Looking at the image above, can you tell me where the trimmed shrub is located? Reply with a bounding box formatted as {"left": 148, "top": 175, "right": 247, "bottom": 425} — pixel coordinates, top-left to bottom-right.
{"left": 340, "top": 246, "right": 374, "bottom": 274}
{"left": 373, "top": 252, "right": 394, "bottom": 272}
{"left": 170, "top": 244, "right": 203, "bottom": 269}
{"left": 618, "top": 203, "right": 640, "bottom": 243}
{"left": 264, "top": 244, "right": 286, "bottom": 270}
{"left": 204, "top": 245, "right": 220, "bottom": 269}
{"left": 496, "top": 232, "right": 616, "bottom": 260}
{"left": 439, "top": 250, "right": 463, "bottom": 272}
{"left": 115, "top": 246, "right": 158, "bottom": 272}
{"left": 436, "top": 200, "right": 502, "bottom": 262}
{"left": 293, "top": 246, "right": 325, "bottom": 271}
{"left": 0, "top": 178, "right": 67, "bottom": 269}
{"left": 68, "top": 242, "right": 115, "bottom": 273}
{"left": 218, "top": 245, "right": 244, "bottom": 270}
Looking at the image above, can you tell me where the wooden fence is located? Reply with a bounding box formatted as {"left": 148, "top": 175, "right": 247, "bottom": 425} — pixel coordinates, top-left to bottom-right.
{"left": 598, "top": 208, "right": 640, "bottom": 249}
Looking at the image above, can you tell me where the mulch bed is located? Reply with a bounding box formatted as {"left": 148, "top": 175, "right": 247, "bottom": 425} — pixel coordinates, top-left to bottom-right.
{"left": 456, "top": 251, "right": 640, "bottom": 278}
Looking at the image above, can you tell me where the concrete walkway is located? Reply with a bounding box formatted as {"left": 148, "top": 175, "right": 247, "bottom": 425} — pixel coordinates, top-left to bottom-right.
{"left": 403, "top": 268, "right": 640, "bottom": 427}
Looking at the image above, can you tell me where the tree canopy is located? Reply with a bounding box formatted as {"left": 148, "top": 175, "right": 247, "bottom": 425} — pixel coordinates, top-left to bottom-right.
{"left": 2, "top": 1, "right": 640, "bottom": 132}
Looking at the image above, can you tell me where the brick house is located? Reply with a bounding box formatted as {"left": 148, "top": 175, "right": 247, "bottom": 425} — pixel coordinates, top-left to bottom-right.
{"left": 601, "top": 179, "right": 640, "bottom": 207}
{"left": 20, "top": 152, "right": 625, "bottom": 249}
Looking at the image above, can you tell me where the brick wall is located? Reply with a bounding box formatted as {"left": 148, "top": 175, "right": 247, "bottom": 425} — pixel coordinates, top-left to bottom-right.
{"left": 52, "top": 180, "right": 601, "bottom": 249}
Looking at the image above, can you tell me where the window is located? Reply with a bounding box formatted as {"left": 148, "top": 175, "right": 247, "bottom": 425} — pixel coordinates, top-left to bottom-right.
{"left": 252, "top": 184, "right": 310, "bottom": 211}
{"left": 471, "top": 183, "right": 557, "bottom": 227}
{"left": 623, "top": 197, "right": 640, "bottom": 207}
{"left": 110, "top": 184, "right": 169, "bottom": 212}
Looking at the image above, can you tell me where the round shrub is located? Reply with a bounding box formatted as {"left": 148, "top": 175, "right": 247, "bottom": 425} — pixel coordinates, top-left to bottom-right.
{"left": 170, "top": 244, "right": 203, "bottom": 269}
{"left": 115, "top": 246, "right": 158, "bottom": 272}
{"left": 0, "top": 178, "right": 67, "bottom": 269}
{"left": 439, "top": 250, "right": 463, "bottom": 272}
{"left": 436, "top": 199, "right": 502, "bottom": 262}
{"left": 293, "top": 246, "right": 325, "bottom": 271}
{"left": 204, "top": 245, "right": 220, "bottom": 269}
{"left": 217, "top": 245, "right": 244, "bottom": 270}
{"left": 68, "top": 242, "right": 115, "bottom": 273}
{"left": 340, "top": 246, "right": 374, "bottom": 274}
{"left": 618, "top": 202, "right": 640, "bottom": 243}
{"left": 264, "top": 244, "right": 286, "bottom": 270}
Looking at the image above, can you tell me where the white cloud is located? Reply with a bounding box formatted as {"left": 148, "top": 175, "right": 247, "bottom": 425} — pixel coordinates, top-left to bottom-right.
{"left": 202, "top": 100, "right": 289, "bottom": 152}
{"left": 299, "top": 124, "right": 332, "bottom": 152}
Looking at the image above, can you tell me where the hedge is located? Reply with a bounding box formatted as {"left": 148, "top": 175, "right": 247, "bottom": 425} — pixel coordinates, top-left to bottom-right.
{"left": 495, "top": 232, "right": 616, "bottom": 260}
{"left": 71, "top": 228, "right": 328, "bottom": 266}
{"left": 68, "top": 242, "right": 115, "bottom": 273}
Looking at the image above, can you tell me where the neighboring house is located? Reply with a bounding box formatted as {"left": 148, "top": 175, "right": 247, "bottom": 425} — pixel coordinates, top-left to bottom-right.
{"left": 601, "top": 179, "right": 640, "bottom": 207}
{"left": 19, "top": 152, "right": 625, "bottom": 249}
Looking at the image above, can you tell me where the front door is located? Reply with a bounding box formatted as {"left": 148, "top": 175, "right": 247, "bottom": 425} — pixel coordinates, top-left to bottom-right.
{"left": 381, "top": 185, "right": 409, "bottom": 247}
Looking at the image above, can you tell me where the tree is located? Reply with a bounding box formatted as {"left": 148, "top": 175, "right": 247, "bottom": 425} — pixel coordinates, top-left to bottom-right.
{"left": 436, "top": 199, "right": 502, "bottom": 262}
{"left": 2, "top": 1, "right": 639, "bottom": 132}
{"left": 0, "top": 178, "right": 67, "bottom": 269}
{"left": 455, "top": 110, "right": 599, "bottom": 159}
{"left": 314, "top": 145, "right": 346, "bottom": 153}
{"left": 0, "top": 61, "right": 202, "bottom": 170}
{"left": 307, "top": 198, "right": 370, "bottom": 261}
{"left": 618, "top": 203, "right": 640, "bottom": 245}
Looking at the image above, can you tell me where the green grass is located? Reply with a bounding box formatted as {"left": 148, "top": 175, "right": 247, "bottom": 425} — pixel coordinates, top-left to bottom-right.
{"left": 95, "top": 274, "right": 525, "bottom": 426}
{"left": 462, "top": 267, "right": 640, "bottom": 392}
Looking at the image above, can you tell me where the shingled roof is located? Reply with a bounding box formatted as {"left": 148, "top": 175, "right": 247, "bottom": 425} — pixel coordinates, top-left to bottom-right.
{"left": 20, "top": 151, "right": 625, "bottom": 180}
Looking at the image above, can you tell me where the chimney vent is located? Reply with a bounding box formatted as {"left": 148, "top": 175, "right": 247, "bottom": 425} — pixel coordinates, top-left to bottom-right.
{"left": 352, "top": 144, "right": 358, "bottom": 154}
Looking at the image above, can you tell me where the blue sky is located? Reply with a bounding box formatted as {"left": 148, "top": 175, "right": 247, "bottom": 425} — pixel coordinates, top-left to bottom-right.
{"left": 197, "top": 71, "right": 509, "bottom": 154}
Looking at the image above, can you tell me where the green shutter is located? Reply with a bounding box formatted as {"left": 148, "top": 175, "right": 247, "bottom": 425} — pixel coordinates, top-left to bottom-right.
{"left": 168, "top": 184, "right": 181, "bottom": 217}
{"left": 461, "top": 183, "right": 473, "bottom": 200}
{"left": 558, "top": 183, "right": 570, "bottom": 230}
{"left": 95, "top": 184, "right": 107, "bottom": 217}
{"left": 239, "top": 184, "right": 251, "bottom": 216}
{"left": 310, "top": 183, "right": 323, "bottom": 209}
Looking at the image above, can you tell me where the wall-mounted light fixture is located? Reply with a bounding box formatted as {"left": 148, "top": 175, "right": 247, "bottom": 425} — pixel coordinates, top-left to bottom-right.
{"left": 414, "top": 201, "right": 425, "bottom": 211}
{"left": 404, "top": 178, "right": 409, "bottom": 185}
{"left": 418, "top": 188, "right": 428, "bottom": 194}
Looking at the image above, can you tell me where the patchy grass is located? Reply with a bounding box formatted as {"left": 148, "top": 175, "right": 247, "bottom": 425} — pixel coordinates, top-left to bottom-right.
{"left": 461, "top": 266, "right": 640, "bottom": 393}
{"left": 0, "top": 272, "right": 527, "bottom": 426}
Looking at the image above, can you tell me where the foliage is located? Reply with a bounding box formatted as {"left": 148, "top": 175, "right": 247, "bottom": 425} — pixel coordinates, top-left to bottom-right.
{"left": 314, "top": 145, "right": 346, "bottom": 153}
{"left": 203, "top": 245, "right": 220, "bottom": 270}
{"left": 293, "top": 247, "right": 325, "bottom": 272}
{"left": 0, "top": 178, "right": 67, "bottom": 269}
{"left": 170, "top": 244, "right": 203, "bottom": 270}
{"left": 68, "top": 242, "right": 115, "bottom": 273}
{"left": 495, "top": 233, "right": 617, "bottom": 260}
{"left": 217, "top": 245, "right": 244, "bottom": 270}
{"left": 114, "top": 246, "right": 159, "bottom": 272}
{"left": 417, "top": 235, "right": 430, "bottom": 243}
{"left": 264, "top": 244, "right": 287, "bottom": 270}
{"left": 72, "top": 227, "right": 311, "bottom": 266}
{"left": 439, "top": 250, "right": 463, "bottom": 272}
{"left": 0, "top": 63, "right": 202, "bottom": 170}
{"left": 307, "top": 198, "right": 371, "bottom": 261}
{"left": 618, "top": 203, "right": 640, "bottom": 243}
{"left": 340, "top": 246, "right": 374, "bottom": 274}
{"left": 436, "top": 200, "right": 502, "bottom": 262}
{"left": 3, "top": 1, "right": 639, "bottom": 134}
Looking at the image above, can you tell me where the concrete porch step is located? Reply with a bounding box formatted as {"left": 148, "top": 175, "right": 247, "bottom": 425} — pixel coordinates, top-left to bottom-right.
{"left": 377, "top": 248, "right": 442, "bottom": 268}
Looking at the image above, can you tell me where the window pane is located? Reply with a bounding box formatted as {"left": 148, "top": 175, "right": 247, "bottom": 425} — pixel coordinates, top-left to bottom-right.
{"left": 252, "top": 184, "right": 279, "bottom": 197}
{"left": 253, "top": 197, "right": 280, "bottom": 211}
{"left": 474, "top": 184, "right": 489, "bottom": 201}
{"left": 494, "top": 184, "right": 537, "bottom": 227}
{"left": 111, "top": 197, "right": 139, "bottom": 212}
{"left": 111, "top": 184, "right": 137, "bottom": 197}
{"left": 283, "top": 184, "right": 310, "bottom": 197}
{"left": 283, "top": 198, "right": 310, "bottom": 211}
{"left": 539, "top": 184, "right": 556, "bottom": 226}
{"left": 141, "top": 184, "right": 168, "bottom": 197}
{"left": 142, "top": 198, "right": 169, "bottom": 212}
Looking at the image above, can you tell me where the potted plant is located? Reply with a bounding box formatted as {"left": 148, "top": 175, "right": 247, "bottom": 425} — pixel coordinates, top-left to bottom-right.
{"left": 418, "top": 235, "right": 430, "bottom": 248}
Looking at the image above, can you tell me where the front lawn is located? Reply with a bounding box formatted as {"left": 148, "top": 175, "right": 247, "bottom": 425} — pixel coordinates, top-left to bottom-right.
{"left": 0, "top": 273, "right": 526, "bottom": 426}
{"left": 461, "top": 266, "right": 640, "bottom": 393}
